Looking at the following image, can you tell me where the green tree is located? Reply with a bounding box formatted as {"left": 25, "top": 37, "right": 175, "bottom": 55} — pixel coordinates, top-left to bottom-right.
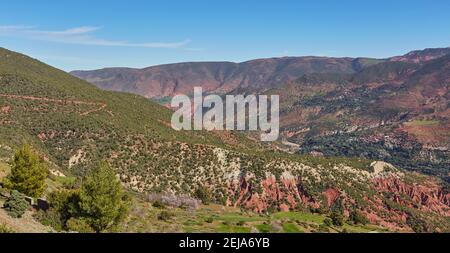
{"left": 330, "top": 211, "right": 344, "bottom": 227}
{"left": 330, "top": 197, "right": 345, "bottom": 227}
{"left": 40, "top": 189, "right": 82, "bottom": 230}
{"left": 350, "top": 210, "right": 369, "bottom": 225}
{"left": 3, "top": 190, "right": 29, "bottom": 218}
{"left": 4, "top": 145, "right": 49, "bottom": 198}
{"left": 194, "top": 185, "right": 212, "bottom": 205}
{"left": 79, "top": 162, "right": 128, "bottom": 232}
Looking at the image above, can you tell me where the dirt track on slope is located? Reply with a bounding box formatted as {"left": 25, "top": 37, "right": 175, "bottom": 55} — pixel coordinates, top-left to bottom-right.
{"left": 0, "top": 93, "right": 113, "bottom": 116}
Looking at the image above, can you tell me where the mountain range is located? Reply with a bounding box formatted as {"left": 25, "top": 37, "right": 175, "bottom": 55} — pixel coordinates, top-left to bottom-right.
{"left": 71, "top": 48, "right": 450, "bottom": 98}
{"left": 72, "top": 47, "right": 450, "bottom": 181}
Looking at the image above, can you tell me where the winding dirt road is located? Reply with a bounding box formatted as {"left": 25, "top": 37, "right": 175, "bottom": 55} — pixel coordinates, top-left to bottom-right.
{"left": 0, "top": 93, "right": 113, "bottom": 116}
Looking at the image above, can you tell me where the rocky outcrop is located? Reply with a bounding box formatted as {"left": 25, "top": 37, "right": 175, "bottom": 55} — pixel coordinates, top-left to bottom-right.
{"left": 224, "top": 169, "right": 449, "bottom": 233}
{"left": 0, "top": 105, "right": 11, "bottom": 114}
{"left": 373, "top": 177, "right": 450, "bottom": 216}
{"left": 227, "top": 174, "right": 318, "bottom": 213}
{"left": 226, "top": 174, "right": 347, "bottom": 213}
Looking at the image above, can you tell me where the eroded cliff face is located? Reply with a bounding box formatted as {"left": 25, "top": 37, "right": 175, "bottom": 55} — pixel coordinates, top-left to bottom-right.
{"left": 224, "top": 163, "right": 449, "bottom": 231}
{"left": 226, "top": 175, "right": 321, "bottom": 213}
{"left": 117, "top": 143, "right": 447, "bottom": 231}
{"left": 373, "top": 177, "right": 450, "bottom": 216}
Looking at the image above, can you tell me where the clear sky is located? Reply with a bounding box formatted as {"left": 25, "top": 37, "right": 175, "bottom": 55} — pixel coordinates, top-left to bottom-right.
{"left": 1, "top": 0, "right": 450, "bottom": 71}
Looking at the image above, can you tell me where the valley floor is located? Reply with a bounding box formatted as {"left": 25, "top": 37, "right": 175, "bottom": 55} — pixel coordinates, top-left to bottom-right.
{"left": 123, "top": 201, "right": 389, "bottom": 233}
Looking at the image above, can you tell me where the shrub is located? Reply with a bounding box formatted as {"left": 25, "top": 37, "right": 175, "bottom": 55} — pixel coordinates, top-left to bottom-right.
{"left": 310, "top": 206, "right": 329, "bottom": 215}
{"left": 0, "top": 223, "right": 14, "bottom": 233}
{"left": 3, "top": 190, "right": 29, "bottom": 218}
{"left": 194, "top": 186, "right": 212, "bottom": 205}
{"left": 152, "top": 200, "right": 166, "bottom": 209}
{"left": 330, "top": 212, "right": 344, "bottom": 227}
{"left": 317, "top": 224, "right": 330, "bottom": 233}
{"left": 47, "top": 189, "right": 81, "bottom": 223}
{"left": 222, "top": 220, "right": 232, "bottom": 226}
{"left": 66, "top": 218, "right": 95, "bottom": 233}
{"left": 323, "top": 218, "right": 333, "bottom": 227}
{"left": 158, "top": 211, "right": 174, "bottom": 221}
{"left": 79, "top": 162, "right": 129, "bottom": 232}
{"left": 237, "top": 220, "right": 246, "bottom": 226}
{"left": 33, "top": 209, "right": 63, "bottom": 231}
{"left": 34, "top": 189, "right": 81, "bottom": 231}
{"left": 406, "top": 213, "right": 428, "bottom": 233}
{"left": 4, "top": 145, "right": 49, "bottom": 198}
{"left": 329, "top": 200, "right": 345, "bottom": 227}
{"left": 205, "top": 217, "right": 214, "bottom": 223}
{"left": 350, "top": 210, "right": 369, "bottom": 225}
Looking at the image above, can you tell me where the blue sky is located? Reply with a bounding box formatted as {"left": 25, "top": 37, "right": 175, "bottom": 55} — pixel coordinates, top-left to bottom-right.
{"left": 1, "top": 0, "right": 450, "bottom": 71}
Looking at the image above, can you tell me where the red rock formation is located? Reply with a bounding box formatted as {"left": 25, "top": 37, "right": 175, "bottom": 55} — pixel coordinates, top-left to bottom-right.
{"left": 227, "top": 175, "right": 320, "bottom": 213}
{"left": 323, "top": 188, "right": 341, "bottom": 207}
{"left": 0, "top": 105, "right": 11, "bottom": 114}
{"left": 38, "top": 133, "right": 47, "bottom": 142}
{"left": 224, "top": 171, "right": 449, "bottom": 232}
{"left": 373, "top": 177, "right": 450, "bottom": 216}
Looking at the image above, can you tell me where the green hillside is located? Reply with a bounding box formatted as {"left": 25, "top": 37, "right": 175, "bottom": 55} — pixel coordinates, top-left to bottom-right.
{"left": 0, "top": 47, "right": 369, "bottom": 195}
{"left": 0, "top": 47, "right": 259, "bottom": 171}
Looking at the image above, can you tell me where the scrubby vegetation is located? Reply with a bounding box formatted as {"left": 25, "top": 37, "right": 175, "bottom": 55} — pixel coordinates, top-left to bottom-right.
{"left": 0, "top": 223, "right": 14, "bottom": 233}
{"left": 349, "top": 210, "right": 369, "bottom": 225}
{"left": 34, "top": 162, "right": 129, "bottom": 233}
{"left": 194, "top": 186, "right": 212, "bottom": 205}
{"left": 299, "top": 132, "right": 450, "bottom": 179}
{"left": 267, "top": 55, "right": 450, "bottom": 182}
{"left": 123, "top": 199, "right": 388, "bottom": 233}
{"left": 3, "top": 190, "right": 29, "bottom": 218}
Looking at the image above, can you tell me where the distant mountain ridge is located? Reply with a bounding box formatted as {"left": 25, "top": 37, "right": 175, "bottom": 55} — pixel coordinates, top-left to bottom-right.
{"left": 71, "top": 47, "right": 450, "bottom": 98}
{"left": 70, "top": 47, "right": 450, "bottom": 182}
{"left": 269, "top": 53, "right": 450, "bottom": 180}
{"left": 70, "top": 57, "right": 367, "bottom": 98}
{"left": 390, "top": 47, "right": 450, "bottom": 63}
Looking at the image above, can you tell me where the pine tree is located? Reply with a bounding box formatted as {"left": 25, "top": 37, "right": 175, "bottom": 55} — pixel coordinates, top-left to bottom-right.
{"left": 79, "top": 162, "right": 128, "bottom": 232}
{"left": 5, "top": 145, "right": 49, "bottom": 198}
{"left": 194, "top": 185, "right": 212, "bottom": 205}
{"left": 330, "top": 197, "right": 345, "bottom": 226}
